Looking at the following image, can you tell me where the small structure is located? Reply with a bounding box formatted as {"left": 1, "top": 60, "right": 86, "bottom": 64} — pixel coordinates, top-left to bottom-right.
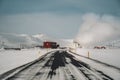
{"left": 94, "top": 46, "right": 106, "bottom": 49}
{"left": 35, "top": 45, "right": 43, "bottom": 48}
{"left": 4, "top": 48, "right": 21, "bottom": 50}
{"left": 101, "top": 46, "right": 106, "bottom": 49}
{"left": 94, "top": 46, "right": 101, "bottom": 49}
{"left": 43, "top": 41, "right": 59, "bottom": 49}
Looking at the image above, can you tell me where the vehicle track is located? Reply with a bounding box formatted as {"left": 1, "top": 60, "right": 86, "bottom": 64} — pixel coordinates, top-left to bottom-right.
{"left": 0, "top": 50, "right": 113, "bottom": 80}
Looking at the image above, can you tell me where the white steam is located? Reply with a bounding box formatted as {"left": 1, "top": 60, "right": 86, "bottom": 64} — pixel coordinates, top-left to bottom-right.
{"left": 75, "top": 13, "right": 120, "bottom": 45}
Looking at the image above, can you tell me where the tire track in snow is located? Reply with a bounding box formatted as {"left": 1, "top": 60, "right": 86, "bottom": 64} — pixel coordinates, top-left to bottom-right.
{"left": 0, "top": 50, "right": 113, "bottom": 80}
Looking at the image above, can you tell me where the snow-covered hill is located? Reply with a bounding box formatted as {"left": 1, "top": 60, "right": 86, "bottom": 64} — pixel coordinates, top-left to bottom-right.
{"left": 102, "top": 39, "right": 120, "bottom": 49}
{"left": 74, "top": 38, "right": 120, "bottom": 49}
{"left": 0, "top": 33, "right": 73, "bottom": 48}
{"left": 89, "top": 39, "right": 120, "bottom": 49}
{"left": 0, "top": 33, "right": 42, "bottom": 48}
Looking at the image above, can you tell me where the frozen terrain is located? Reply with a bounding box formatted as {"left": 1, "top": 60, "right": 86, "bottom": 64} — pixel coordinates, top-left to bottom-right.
{"left": 75, "top": 48, "right": 120, "bottom": 68}
{"left": 0, "top": 49, "right": 120, "bottom": 80}
{"left": 0, "top": 48, "right": 53, "bottom": 75}
{"left": 1, "top": 50, "right": 120, "bottom": 80}
{"left": 69, "top": 50, "right": 120, "bottom": 80}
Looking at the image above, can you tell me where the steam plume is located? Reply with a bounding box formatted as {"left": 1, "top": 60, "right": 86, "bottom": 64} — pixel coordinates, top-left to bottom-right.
{"left": 75, "top": 13, "right": 120, "bottom": 46}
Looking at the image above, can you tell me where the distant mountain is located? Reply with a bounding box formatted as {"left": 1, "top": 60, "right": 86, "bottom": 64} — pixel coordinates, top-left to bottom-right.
{"left": 0, "top": 33, "right": 73, "bottom": 48}
{"left": 84, "top": 39, "right": 120, "bottom": 49}
{"left": 0, "top": 33, "right": 42, "bottom": 48}
{"left": 101, "top": 39, "right": 120, "bottom": 49}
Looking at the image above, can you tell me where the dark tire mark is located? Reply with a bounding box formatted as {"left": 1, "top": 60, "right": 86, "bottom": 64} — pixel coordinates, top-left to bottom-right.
{"left": 0, "top": 50, "right": 114, "bottom": 80}
{"left": 46, "top": 51, "right": 66, "bottom": 78}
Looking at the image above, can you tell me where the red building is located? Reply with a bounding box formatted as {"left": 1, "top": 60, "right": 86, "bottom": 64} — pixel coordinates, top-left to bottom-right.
{"left": 43, "top": 41, "right": 59, "bottom": 48}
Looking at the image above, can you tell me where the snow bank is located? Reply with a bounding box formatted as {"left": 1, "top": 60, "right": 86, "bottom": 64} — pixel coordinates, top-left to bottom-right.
{"left": 76, "top": 48, "right": 120, "bottom": 68}
{"left": 0, "top": 48, "right": 52, "bottom": 75}
{"left": 69, "top": 51, "right": 120, "bottom": 80}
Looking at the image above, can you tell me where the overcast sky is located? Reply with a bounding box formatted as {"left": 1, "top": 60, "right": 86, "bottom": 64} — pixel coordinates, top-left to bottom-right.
{"left": 0, "top": 0, "right": 120, "bottom": 39}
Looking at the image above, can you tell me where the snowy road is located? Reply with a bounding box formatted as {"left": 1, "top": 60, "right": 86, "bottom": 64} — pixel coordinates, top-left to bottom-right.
{"left": 0, "top": 50, "right": 113, "bottom": 80}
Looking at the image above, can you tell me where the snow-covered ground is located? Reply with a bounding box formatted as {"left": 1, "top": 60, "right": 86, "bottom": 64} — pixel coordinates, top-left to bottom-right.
{"left": 69, "top": 51, "right": 120, "bottom": 80}
{"left": 68, "top": 48, "right": 120, "bottom": 80}
{"left": 0, "top": 48, "right": 120, "bottom": 80}
{"left": 0, "top": 48, "right": 53, "bottom": 75}
{"left": 75, "top": 48, "right": 120, "bottom": 68}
